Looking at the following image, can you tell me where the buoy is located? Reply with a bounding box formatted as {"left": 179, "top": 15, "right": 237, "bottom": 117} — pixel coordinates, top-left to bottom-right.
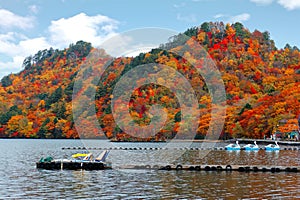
{"left": 225, "top": 165, "right": 232, "bottom": 171}
{"left": 291, "top": 168, "right": 298, "bottom": 172}
{"left": 262, "top": 167, "right": 267, "bottom": 172}
{"left": 153, "top": 165, "right": 160, "bottom": 169}
{"left": 211, "top": 166, "right": 217, "bottom": 171}
{"left": 245, "top": 166, "right": 251, "bottom": 172}
{"left": 176, "top": 165, "right": 183, "bottom": 170}
{"left": 238, "top": 167, "right": 245, "bottom": 172}
{"left": 271, "top": 167, "right": 276, "bottom": 173}
{"left": 165, "top": 165, "right": 171, "bottom": 170}
{"left": 204, "top": 166, "right": 211, "bottom": 171}
{"left": 145, "top": 165, "right": 151, "bottom": 169}
{"left": 285, "top": 167, "right": 291, "bottom": 172}
{"left": 253, "top": 167, "right": 259, "bottom": 172}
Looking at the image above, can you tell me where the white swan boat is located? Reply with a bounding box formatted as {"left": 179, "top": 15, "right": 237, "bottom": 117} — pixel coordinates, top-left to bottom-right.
{"left": 265, "top": 141, "right": 280, "bottom": 151}
{"left": 225, "top": 141, "right": 241, "bottom": 150}
{"left": 244, "top": 141, "right": 260, "bottom": 151}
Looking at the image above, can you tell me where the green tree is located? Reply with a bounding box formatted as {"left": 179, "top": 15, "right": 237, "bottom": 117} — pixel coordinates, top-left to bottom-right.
{"left": 1, "top": 75, "right": 12, "bottom": 87}
{"left": 200, "top": 22, "right": 210, "bottom": 32}
{"left": 45, "top": 87, "right": 63, "bottom": 108}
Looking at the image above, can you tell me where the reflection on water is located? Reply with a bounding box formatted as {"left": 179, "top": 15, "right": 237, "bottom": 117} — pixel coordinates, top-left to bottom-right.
{"left": 0, "top": 139, "right": 299, "bottom": 199}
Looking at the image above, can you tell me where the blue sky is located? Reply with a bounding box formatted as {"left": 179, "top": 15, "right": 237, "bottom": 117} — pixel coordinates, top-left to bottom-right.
{"left": 0, "top": 0, "right": 300, "bottom": 78}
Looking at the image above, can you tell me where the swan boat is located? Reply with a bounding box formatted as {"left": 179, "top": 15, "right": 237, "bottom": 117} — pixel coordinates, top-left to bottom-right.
{"left": 265, "top": 141, "right": 280, "bottom": 151}
{"left": 244, "top": 141, "right": 260, "bottom": 151}
{"left": 225, "top": 141, "right": 241, "bottom": 150}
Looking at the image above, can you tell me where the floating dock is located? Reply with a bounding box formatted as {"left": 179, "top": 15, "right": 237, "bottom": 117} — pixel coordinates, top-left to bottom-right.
{"left": 36, "top": 162, "right": 300, "bottom": 172}
{"left": 62, "top": 146, "right": 300, "bottom": 151}
{"left": 119, "top": 164, "right": 300, "bottom": 173}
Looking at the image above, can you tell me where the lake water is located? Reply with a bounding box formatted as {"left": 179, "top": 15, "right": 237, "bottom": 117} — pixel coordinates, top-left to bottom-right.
{"left": 0, "top": 139, "right": 299, "bottom": 199}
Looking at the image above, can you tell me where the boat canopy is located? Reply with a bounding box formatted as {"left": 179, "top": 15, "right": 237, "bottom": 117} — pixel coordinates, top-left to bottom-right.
{"left": 72, "top": 153, "right": 89, "bottom": 158}
{"left": 95, "top": 150, "right": 110, "bottom": 162}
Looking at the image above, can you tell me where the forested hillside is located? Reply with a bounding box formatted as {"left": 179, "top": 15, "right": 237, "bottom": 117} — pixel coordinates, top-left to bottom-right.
{"left": 1, "top": 22, "right": 300, "bottom": 140}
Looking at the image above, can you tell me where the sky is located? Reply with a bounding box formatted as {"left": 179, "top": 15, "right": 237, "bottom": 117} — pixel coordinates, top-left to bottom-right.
{"left": 0, "top": 0, "right": 300, "bottom": 78}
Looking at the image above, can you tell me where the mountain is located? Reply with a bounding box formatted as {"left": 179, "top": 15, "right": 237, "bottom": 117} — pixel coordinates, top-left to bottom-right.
{"left": 1, "top": 22, "right": 300, "bottom": 140}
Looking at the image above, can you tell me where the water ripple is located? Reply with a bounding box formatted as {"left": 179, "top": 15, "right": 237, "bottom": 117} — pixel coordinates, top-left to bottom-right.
{"left": 0, "top": 139, "right": 299, "bottom": 199}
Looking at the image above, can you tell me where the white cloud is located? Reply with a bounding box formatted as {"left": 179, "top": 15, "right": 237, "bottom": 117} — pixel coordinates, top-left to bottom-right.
{"left": 177, "top": 13, "right": 197, "bottom": 23}
{"left": 250, "top": 0, "right": 274, "bottom": 5}
{"left": 229, "top": 13, "right": 251, "bottom": 23}
{"left": 250, "top": 0, "right": 300, "bottom": 10}
{"left": 0, "top": 33, "right": 51, "bottom": 77}
{"left": 0, "top": 56, "right": 24, "bottom": 78}
{"left": 48, "top": 13, "right": 118, "bottom": 48}
{"left": 214, "top": 14, "right": 227, "bottom": 19}
{"left": 214, "top": 13, "right": 251, "bottom": 23}
{"left": 0, "top": 33, "right": 50, "bottom": 57}
{"left": 0, "top": 12, "right": 120, "bottom": 79}
{"left": 0, "top": 9, "right": 34, "bottom": 30}
{"left": 277, "top": 0, "right": 300, "bottom": 10}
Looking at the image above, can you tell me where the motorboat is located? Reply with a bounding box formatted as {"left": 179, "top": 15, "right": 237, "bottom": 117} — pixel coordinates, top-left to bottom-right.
{"left": 225, "top": 141, "right": 241, "bottom": 150}
{"left": 265, "top": 141, "right": 280, "bottom": 151}
{"left": 36, "top": 150, "right": 112, "bottom": 170}
{"left": 244, "top": 141, "right": 259, "bottom": 151}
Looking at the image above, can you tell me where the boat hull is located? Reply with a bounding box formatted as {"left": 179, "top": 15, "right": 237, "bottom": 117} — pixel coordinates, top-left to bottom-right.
{"left": 225, "top": 147, "right": 241, "bottom": 151}
{"left": 265, "top": 147, "right": 280, "bottom": 151}
{"left": 244, "top": 147, "right": 259, "bottom": 151}
{"left": 36, "top": 161, "right": 112, "bottom": 170}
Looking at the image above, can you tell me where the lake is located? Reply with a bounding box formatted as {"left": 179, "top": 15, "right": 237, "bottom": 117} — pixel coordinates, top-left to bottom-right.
{"left": 0, "top": 139, "right": 299, "bottom": 199}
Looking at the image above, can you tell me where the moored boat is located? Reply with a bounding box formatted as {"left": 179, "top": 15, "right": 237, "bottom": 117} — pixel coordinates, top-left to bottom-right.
{"left": 244, "top": 141, "right": 259, "bottom": 151}
{"left": 265, "top": 141, "right": 280, "bottom": 151}
{"left": 225, "top": 141, "right": 241, "bottom": 150}
{"left": 36, "top": 150, "right": 112, "bottom": 170}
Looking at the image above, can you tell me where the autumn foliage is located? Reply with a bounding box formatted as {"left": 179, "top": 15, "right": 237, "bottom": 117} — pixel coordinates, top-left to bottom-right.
{"left": 1, "top": 22, "right": 300, "bottom": 140}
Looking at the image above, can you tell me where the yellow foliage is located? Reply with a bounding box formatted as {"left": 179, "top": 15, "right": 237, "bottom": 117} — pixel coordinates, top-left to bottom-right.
{"left": 38, "top": 100, "right": 45, "bottom": 108}
{"left": 226, "top": 25, "right": 235, "bottom": 36}
{"left": 197, "top": 32, "right": 206, "bottom": 43}
{"left": 284, "top": 68, "right": 294, "bottom": 76}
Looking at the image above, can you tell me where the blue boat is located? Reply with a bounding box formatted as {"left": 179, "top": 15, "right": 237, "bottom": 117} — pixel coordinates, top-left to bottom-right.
{"left": 225, "top": 141, "right": 241, "bottom": 150}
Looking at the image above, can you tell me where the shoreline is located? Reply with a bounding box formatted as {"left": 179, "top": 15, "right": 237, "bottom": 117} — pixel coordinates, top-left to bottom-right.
{"left": 1, "top": 138, "right": 299, "bottom": 146}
